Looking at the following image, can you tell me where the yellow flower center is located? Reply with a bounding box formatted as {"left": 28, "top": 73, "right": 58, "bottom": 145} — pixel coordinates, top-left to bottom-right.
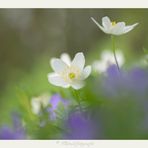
{"left": 111, "top": 21, "right": 116, "bottom": 26}
{"left": 69, "top": 72, "right": 76, "bottom": 79}
{"left": 61, "top": 66, "right": 81, "bottom": 82}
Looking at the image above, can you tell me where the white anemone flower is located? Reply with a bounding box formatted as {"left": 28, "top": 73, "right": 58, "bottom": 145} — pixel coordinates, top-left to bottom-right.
{"left": 91, "top": 16, "right": 138, "bottom": 36}
{"left": 93, "top": 50, "right": 124, "bottom": 73}
{"left": 31, "top": 93, "right": 50, "bottom": 115}
{"left": 48, "top": 52, "right": 91, "bottom": 90}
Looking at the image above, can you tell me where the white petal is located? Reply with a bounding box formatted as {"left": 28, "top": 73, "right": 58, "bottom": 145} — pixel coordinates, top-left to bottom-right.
{"left": 31, "top": 98, "right": 41, "bottom": 114}
{"left": 111, "top": 22, "right": 125, "bottom": 35}
{"left": 50, "top": 58, "right": 68, "bottom": 73}
{"left": 48, "top": 73, "right": 70, "bottom": 88}
{"left": 60, "top": 53, "right": 71, "bottom": 66}
{"left": 102, "top": 16, "right": 112, "bottom": 29}
{"left": 41, "top": 94, "right": 50, "bottom": 107}
{"left": 116, "top": 50, "right": 125, "bottom": 66}
{"left": 93, "top": 61, "right": 108, "bottom": 73}
{"left": 71, "top": 81, "right": 85, "bottom": 90}
{"left": 101, "top": 50, "right": 114, "bottom": 62}
{"left": 123, "top": 23, "right": 138, "bottom": 34}
{"left": 72, "top": 52, "right": 85, "bottom": 70}
{"left": 81, "top": 65, "right": 91, "bottom": 80}
{"left": 91, "top": 17, "right": 106, "bottom": 33}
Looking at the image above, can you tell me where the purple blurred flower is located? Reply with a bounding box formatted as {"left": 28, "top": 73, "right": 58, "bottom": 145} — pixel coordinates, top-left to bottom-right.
{"left": 48, "top": 94, "right": 70, "bottom": 120}
{"left": 100, "top": 65, "right": 148, "bottom": 136}
{"left": 0, "top": 126, "right": 25, "bottom": 140}
{"left": 0, "top": 113, "right": 26, "bottom": 140}
{"left": 102, "top": 65, "right": 148, "bottom": 99}
{"left": 64, "top": 112, "right": 95, "bottom": 139}
{"left": 128, "top": 68, "right": 148, "bottom": 97}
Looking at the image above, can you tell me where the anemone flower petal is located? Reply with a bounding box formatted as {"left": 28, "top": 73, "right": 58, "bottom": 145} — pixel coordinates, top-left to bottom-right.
{"left": 48, "top": 73, "right": 70, "bottom": 88}
{"left": 50, "top": 58, "right": 68, "bottom": 73}
{"left": 81, "top": 65, "right": 91, "bottom": 80}
{"left": 72, "top": 52, "right": 85, "bottom": 70}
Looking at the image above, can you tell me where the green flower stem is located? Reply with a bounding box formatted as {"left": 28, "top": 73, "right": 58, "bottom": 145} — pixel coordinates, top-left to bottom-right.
{"left": 71, "top": 88, "right": 83, "bottom": 113}
{"left": 111, "top": 35, "right": 120, "bottom": 72}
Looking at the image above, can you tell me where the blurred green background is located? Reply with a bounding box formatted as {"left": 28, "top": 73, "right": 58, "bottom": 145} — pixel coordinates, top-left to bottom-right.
{"left": 0, "top": 9, "right": 148, "bottom": 124}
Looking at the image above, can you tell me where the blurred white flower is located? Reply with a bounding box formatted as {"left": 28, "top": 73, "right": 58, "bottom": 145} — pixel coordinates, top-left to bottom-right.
{"left": 48, "top": 52, "right": 91, "bottom": 90}
{"left": 144, "top": 55, "right": 148, "bottom": 65}
{"left": 93, "top": 50, "right": 124, "bottom": 73}
{"left": 31, "top": 93, "right": 50, "bottom": 115}
{"left": 91, "top": 16, "right": 138, "bottom": 36}
{"left": 140, "top": 55, "right": 148, "bottom": 66}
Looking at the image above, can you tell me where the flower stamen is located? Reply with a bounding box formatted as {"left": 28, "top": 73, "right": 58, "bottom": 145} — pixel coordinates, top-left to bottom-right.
{"left": 69, "top": 72, "right": 76, "bottom": 79}
{"left": 111, "top": 21, "right": 116, "bottom": 26}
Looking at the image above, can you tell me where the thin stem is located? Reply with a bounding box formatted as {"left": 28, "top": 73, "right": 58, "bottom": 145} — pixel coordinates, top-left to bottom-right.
{"left": 111, "top": 35, "right": 120, "bottom": 72}
{"left": 71, "top": 88, "right": 83, "bottom": 113}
